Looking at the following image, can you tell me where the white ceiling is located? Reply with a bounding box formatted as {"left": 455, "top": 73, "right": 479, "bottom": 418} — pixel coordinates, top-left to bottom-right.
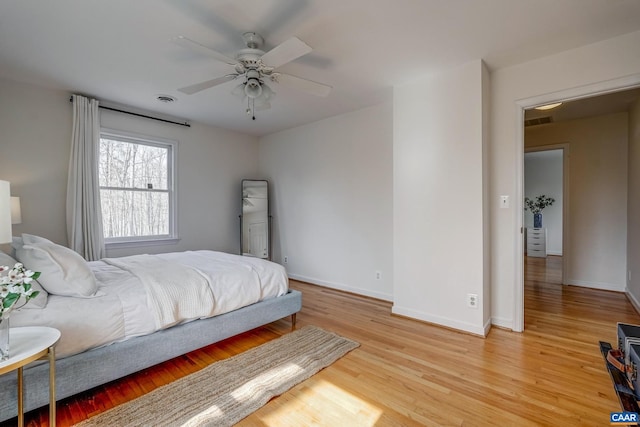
{"left": 2, "top": 0, "right": 640, "bottom": 136}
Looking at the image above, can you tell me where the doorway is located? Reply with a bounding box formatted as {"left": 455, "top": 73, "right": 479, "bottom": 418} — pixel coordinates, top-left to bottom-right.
{"left": 514, "top": 82, "right": 640, "bottom": 332}
{"left": 524, "top": 147, "right": 566, "bottom": 288}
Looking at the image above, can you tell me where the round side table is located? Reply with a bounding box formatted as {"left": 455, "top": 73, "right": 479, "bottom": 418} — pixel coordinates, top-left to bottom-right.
{"left": 0, "top": 326, "right": 61, "bottom": 427}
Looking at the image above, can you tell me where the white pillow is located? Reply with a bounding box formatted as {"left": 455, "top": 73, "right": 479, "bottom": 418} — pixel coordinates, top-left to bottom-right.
{"left": 0, "top": 251, "right": 48, "bottom": 309}
{"left": 15, "top": 234, "right": 52, "bottom": 259}
{"left": 22, "top": 233, "right": 53, "bottom": 245}
{"left": 10, "top": 236, "right": 24, "bottom": 259}
{"left": 16, "top": 241, "right": 102, "bottom": 298}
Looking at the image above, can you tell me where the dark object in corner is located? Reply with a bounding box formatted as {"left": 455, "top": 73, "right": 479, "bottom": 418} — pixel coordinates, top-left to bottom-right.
{"left": 599, "top": 340, "right": 640, "bottom": 424}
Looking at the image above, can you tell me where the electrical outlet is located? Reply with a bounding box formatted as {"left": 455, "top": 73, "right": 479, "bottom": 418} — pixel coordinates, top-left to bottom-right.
{"left": 375, "top": 271, "right": 382, "bottom": 280}
{"left": 283, "top": 256, "right": 288, "bottom": 264}
{"left": 467, "top": 293, "right": 478, "bottom": 308}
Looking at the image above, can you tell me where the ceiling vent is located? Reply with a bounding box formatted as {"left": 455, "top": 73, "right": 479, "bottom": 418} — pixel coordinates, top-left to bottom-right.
{"left": 524, "top": 116, "right": 553, "bottom": 127}
{"left": 156, "top": 94, "right": 177, "bottom": 103}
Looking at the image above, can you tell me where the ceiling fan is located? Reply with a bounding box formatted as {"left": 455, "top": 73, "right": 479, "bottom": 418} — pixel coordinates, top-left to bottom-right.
{"left": 174, "top": 32, "right": 332, "bottom": 120}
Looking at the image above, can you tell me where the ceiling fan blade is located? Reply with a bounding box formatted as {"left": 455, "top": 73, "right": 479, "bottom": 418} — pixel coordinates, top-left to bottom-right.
{"left": 178, "top": 75, "right": 237, "bottom": 95}
{"left": 275, "top": 73, "right": 331, "bottom": 97}
{"left": 172, "top": 36, "right": 237, "bottom": 66}
{"left": 260, "top": 37, "right": 312, "bottom": 68}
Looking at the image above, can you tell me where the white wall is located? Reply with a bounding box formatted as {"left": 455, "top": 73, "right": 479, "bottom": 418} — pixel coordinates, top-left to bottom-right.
{"left": 0, "top": 79, "right": 72, "bottom": 244}
{"left": 526, "top": 114, "right": 628, "bottom": 290}
{"left": 524, "top": 150, "right": 563, "bottom": 255}
{"left": 490, "top": 30, "right": 640, "bottom": 330}
{"left": 627, "top": 98, "right": 640, "bottom": 307}
{"left": 258, "top": 102, "right": 393, "bottom": 301}
{"left": 0, "top": 77, "right": 259, "bottom": 257}
{"left": 393, "top": 60, "right": 490, "bottom": 336}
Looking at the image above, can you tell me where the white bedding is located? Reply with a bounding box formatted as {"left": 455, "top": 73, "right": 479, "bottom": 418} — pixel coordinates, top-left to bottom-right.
{"left": 10, "top": 250, "right": 289, "bottom": 358}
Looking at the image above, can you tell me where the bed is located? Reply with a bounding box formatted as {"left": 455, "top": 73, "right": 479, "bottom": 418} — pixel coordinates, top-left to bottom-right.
{"left": 0, "top": 234, "right": 302, "bottom": 422}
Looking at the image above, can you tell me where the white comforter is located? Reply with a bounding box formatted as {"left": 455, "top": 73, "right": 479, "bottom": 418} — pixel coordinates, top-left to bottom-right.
{"left": 10, "top": 251, "right": 289, "bottom": 358}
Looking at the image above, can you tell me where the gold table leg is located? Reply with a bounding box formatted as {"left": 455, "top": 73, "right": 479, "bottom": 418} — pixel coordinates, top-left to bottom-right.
{"left": 17, "top": 366, "right": 23, "bottom": 427}
{"left": 49, "top": 345, "right": 56, "bottom": 427}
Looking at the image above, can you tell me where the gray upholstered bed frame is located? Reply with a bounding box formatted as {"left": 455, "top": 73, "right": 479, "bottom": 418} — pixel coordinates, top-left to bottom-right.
{"left": 0, "top": 289, "right": 302, "bottom": 422}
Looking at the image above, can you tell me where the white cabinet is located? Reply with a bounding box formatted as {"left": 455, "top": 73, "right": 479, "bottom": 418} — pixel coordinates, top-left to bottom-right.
{"left": 526, "top": 228, "right": 547, "bottom": 258}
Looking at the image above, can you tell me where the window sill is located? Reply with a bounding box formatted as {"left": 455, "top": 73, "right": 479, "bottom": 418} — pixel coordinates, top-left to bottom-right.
{"left": 105, "top": 237, "right": 181, "bottom": 249}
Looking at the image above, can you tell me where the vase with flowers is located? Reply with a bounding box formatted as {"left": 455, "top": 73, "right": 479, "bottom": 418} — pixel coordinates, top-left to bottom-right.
{"left": 524, "top": 195, "right": 555, "bottom": 228}
{"left": 0, "top": 263, "right": 40, "bottom": 361}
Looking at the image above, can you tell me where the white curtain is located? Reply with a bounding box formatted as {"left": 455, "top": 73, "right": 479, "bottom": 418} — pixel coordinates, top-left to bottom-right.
{"left": 66, "top": 94, "right": 105, "bottom": 260}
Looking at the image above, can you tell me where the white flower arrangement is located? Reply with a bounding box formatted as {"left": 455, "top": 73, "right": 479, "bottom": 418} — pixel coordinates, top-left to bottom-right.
{"left": 0, "top": 263, "right": 40, "bottom": 320}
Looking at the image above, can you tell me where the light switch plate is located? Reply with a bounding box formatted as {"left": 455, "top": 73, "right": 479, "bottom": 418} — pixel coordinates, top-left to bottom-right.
{"left": 500, "top": 195, "right": 510, "bottom": 209}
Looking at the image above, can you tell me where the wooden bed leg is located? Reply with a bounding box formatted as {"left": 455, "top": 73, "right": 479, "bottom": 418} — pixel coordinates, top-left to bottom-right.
{"left": 291, "top": 313, "right": 297, "bottom": 330}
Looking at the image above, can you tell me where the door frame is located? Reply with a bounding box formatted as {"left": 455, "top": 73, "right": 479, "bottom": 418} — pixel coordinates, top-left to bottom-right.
{"left": 513, "top": 74, "right": 640, "bottom": 332}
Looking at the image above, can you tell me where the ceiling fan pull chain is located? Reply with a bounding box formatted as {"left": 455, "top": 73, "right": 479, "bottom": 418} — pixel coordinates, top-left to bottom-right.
{"left": 252, "top": 98, "right": 256, "bottom": 121}
{"left": 246, "top": 97, "right": 256, "bottom": 120}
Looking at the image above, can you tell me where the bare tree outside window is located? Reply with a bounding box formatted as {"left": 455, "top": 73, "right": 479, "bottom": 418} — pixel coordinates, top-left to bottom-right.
{"left": 99, "top": 135, "right": 175, "bottom": 241}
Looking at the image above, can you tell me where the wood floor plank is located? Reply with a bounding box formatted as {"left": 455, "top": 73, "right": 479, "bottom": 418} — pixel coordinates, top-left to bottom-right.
{"left": 4, "top": 254, "right": 639, "bottom": 426}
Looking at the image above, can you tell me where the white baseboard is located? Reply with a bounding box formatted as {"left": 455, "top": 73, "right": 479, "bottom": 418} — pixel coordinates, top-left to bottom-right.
{"left": 546, "top": 251, "right": 563, "bottom": 256}
{"left": 391, "top": 304, "right": 487, "bottom": 336}
{"left": 566, "top": 278, "right": 625, "bottom": 292}
{"left": 491, "top": 316, "right": 513, "bottom": 331}
{"left": 287, "top": 273, "right": 393, "bottom": 302}
{"left": 291, "top": 273, "right": 495, "bottom": 336}
{"left": 483, "top": 318, "right": 492, "bottom": 336}
{"left": 626, "top": 287, "right": 640, "bottom": 315}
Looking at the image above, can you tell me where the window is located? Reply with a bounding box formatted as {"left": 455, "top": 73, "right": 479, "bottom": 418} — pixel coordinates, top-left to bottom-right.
{"left": 99, "top": 130, "right": 177, "bottom": 244}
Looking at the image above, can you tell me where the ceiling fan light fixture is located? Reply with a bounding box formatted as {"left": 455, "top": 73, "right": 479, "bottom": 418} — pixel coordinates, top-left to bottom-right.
{"left": 535, "top": 102, "right": 563, "bottom": 111}
{"left": 259, "top": 82, "right": 274, "bottom": 100}
{"left": 232, "top": 82, "right": 246, "bottom": 98}
{"left": 242, "top": 32, "right": 264, "bottom": 49}
{"left": 244, "top": 78, "right": 263, "bottom": 98}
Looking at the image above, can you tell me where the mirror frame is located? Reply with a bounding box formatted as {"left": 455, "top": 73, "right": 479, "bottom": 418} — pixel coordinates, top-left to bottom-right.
{"left": 240, "top": 179, "right": 271, "bottom": 260}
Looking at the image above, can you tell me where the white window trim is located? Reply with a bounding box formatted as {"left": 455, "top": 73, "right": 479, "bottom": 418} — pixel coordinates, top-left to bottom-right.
{"left": 100, "top": 128, "right": 179, "bottom": 247}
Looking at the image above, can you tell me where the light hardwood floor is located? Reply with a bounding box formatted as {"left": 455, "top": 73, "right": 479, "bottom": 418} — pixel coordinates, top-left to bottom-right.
{"left": 12, "top": 255, "right": 640, "bottom": 426}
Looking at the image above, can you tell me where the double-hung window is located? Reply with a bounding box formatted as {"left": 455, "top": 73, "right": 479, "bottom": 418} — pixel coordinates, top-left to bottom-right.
{"left": 98, "top": 130, "right": 177, "bottom": 245}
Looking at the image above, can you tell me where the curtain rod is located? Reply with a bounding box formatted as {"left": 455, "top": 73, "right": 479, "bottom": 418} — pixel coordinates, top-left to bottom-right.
{"left": 69, "top": 96, "right": 191, "bottom": 128}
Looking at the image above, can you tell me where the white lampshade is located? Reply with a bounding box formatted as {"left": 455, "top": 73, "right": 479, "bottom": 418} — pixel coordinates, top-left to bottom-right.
{"left": 244, "top": 78, "right": 263, "bottom": 98}
{"left": 11, "top": 196, "right": 21, "bottom": 225}
{"left": 0, "top": 181, "right": 12, "bottom": 244}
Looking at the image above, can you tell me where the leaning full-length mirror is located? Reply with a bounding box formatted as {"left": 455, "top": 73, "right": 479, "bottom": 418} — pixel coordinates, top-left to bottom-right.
{"left": 240, "top": 179, "right": 269, "bottom": 259}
